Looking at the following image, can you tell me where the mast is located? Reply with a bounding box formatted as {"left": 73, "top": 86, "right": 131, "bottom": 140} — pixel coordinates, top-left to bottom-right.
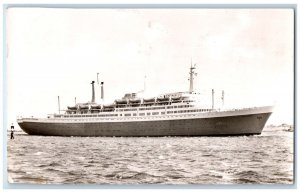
{"left": 97, "top": 73, "right": 100, "bottom": 102}
{"left": 144, "top": 75, "right": 146, "bottom": 93}
{"left": 212, "top": 89, "right": 214, "bottom": 110}
{"left": 58, "top": 96, "right": 61, "bottom": 114}
{"left": 221, "top": 90, "right": 224, "bottom": 108}
{"left": 189, "top": 62, "right": 197, "bottom": 93}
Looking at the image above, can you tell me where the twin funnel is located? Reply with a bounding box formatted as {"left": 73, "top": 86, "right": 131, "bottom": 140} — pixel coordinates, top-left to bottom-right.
{"left": 91, "top": 80, "right": 104, "bottom": 103}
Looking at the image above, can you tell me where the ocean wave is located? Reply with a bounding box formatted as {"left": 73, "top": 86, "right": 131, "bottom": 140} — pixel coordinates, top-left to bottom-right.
{"left": 7, "top": 131, "right": 294, "bottom": 185}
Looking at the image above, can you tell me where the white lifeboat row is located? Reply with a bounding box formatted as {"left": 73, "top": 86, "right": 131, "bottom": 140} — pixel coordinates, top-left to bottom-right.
{"left": 66, "top": 96, "right": 192, "bottom": 112}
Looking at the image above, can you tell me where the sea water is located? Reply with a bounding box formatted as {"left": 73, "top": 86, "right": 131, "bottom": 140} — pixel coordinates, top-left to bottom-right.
{"left": 7, "top": 126, "right": 293, "bottom": 185}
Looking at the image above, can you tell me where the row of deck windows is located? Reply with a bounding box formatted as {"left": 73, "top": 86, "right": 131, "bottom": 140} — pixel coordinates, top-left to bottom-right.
{"left": 64, "top": 114, "right": 118, "bottom": 118}
{"left": 63, "top": 109, "right": 211, "bottom": 118}
{"left": 141, "top": 107, "right": 165, "bottom": 110}
{"left": 167, "top": 105, "right": 191, "bottom": 109}
{"left": 116, "top": 105, "right": 191, "bottom": 112}
{"left": 69, "top": 104, "right": 197, "bottom": 114}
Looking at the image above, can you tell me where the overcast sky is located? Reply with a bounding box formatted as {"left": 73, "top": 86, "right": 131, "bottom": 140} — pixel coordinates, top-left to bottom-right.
{"left": 6, "top": 8, "right": 294, "bottom": 126}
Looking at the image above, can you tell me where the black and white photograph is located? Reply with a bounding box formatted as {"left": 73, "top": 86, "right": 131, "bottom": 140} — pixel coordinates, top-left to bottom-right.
{"left": 4, "top": 4, "right": 294, "bottom": 187}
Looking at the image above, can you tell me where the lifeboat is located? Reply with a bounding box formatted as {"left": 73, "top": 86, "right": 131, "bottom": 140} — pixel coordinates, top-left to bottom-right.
{"left": 143, "top": 98, "right": 155, "bottom": 103}
{"left": 115, "top": 99, "right": 128, "bottom": 104}
{"left": 78, "top": 105, "right": 89, "bottom": 109}
{"left": 67, "top": 106, "right": 77, "bottom": 110}
{"left": 180, "top": 96, "right": 190, "bottom": 101}
{"left": 157, "top": 97, "right": 170, "bottom": 102}
{"left": 171, "top": 96, "right": 182, "bottom": 103}
{"left": 129, "top": 99, "right": 141, "bottom": 103}
{"left": 91, "top": 104, "right": 101, "bottom": 109}
{"left": 171, "top": 96, "right": 181, "bottom": 101}
{"left": 102, "top": 103, "right": 115, "bottom": 112}
{"left": 103, "top": 104, "right": 115, "bottom": 109}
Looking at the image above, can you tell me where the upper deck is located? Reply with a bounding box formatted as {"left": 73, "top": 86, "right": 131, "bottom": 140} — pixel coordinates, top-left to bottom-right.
{"left": 66, "top": 92, "right": 202, "bottom": 114}
{"left": 62, "top": 97, "right": 213, "bottom": 118}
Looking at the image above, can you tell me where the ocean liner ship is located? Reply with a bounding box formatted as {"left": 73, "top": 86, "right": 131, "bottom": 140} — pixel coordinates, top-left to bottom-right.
{"left": 17, "top": 66, "right": 273, "bottom": 136}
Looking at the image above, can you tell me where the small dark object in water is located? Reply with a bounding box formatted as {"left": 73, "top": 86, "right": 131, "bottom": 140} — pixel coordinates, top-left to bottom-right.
{"left": 11, "top": 130, "right": 14, "bottom": 139}
{"left": 11, "top": 123, "right": 14, "bottom": 140}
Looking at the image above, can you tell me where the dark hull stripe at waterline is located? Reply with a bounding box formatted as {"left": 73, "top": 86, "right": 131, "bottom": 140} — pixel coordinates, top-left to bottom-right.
{"left": 18, "top": 113, "right": 272, "bottom": 137}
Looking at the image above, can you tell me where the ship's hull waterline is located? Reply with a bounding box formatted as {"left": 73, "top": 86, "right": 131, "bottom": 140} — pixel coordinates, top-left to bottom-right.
{"left": 17, "top": 112, "right": 272, "bottom": 137}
